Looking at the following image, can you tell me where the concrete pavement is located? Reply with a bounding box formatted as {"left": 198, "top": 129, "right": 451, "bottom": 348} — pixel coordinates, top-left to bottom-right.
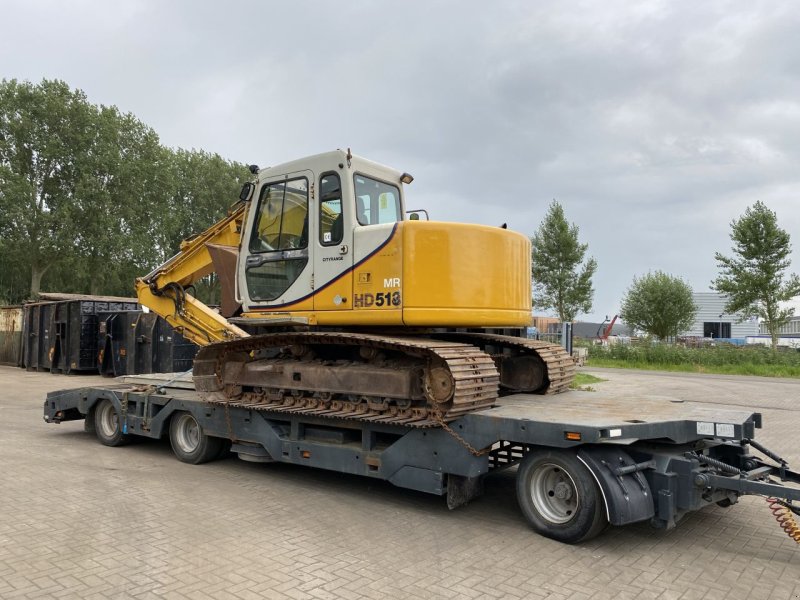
{"left": 1, "top": 366, "right": 798, "bottom": 599}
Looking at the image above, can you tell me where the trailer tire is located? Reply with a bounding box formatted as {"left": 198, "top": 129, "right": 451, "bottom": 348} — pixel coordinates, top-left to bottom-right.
{"left": 516, "top": 448, "right": 607, "bottom": 544}
{"left": 169, "top": 412, "right": 223, "bottom": 465}
{"left": 93, "top": 399, "right": 131, "bottom": 447}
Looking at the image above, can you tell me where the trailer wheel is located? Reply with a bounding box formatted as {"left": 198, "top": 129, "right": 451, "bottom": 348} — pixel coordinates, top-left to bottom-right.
{"left": 516, "top": 449, "right": 607, "bottom": 544}
{"left": 93, "top": 399, "right": 131, "bottom": 447}
{"left": 169, "top": 412, "right": 223, "bottom": 465}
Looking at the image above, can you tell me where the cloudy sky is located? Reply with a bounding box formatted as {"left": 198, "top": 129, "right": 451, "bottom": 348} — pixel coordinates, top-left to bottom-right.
{"left": 3, "top": 0, "right": 799, "bottom": 321}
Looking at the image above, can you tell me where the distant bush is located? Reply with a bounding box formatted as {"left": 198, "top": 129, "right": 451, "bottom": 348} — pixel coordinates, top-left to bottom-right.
{"left": 587, "top": 341, "right": 800, "bottom": 376}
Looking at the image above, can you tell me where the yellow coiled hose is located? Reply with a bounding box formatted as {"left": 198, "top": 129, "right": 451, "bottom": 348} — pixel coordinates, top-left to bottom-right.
{"left": 766, "top": 497, "right": 800, "bottom": 544}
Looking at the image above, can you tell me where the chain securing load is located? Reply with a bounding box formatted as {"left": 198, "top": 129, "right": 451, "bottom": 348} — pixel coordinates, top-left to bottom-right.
{"left": 192, "top": 332, "right": 574, "bottom": 428}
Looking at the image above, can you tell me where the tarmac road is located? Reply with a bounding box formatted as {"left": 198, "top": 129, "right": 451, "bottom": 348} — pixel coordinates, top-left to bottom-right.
{"left": 1, "top": 365, "right": 798, "bottom": 599}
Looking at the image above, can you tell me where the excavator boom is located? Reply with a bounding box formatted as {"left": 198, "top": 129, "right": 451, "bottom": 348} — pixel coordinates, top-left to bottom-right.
{"left": 135, "top": 202, "right": 249, "bottom": 346}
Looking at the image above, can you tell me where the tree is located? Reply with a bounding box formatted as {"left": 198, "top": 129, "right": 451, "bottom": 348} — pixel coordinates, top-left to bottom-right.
{"left": 0, "top": 78, "right": 165, "bottom": 298}
{"left": 0, "top": 78, "right": 249, "bottom": 301}
{"left": 531, "top": 200, "right": 597, "bottom": 322}
{"left": 69, "top": 107, "right": 168, "bottom": 295}
{"left": 0, "top": 79, "right": 95, "bottom": 296}
{"left": 153, "top": 148, "right": 250, "bottom": 265}
{"left": 712, "top": 201, "right": 800, "bottom": 351}
{"left": 620, "top": 271, "right": 697, "bottom": 339}
{"left": 142, "top": 148, "right": 249, "bottom": 304}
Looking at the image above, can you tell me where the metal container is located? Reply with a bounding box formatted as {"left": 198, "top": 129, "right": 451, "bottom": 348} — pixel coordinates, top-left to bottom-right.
{"left": 133, "top": 313, "right": 197, "bottom": 374}
{"left": 23, "top": 303, "right": 55, "bottom": 371}
{"left": 24, "top": 296, "right": 138, "bottom": 373}
{"left": 97, "top": 311, "right": 139, "bottom": 377}
{"left": 157, "top": 316, "right": 197, "bottom": 373}
{"left": 97, "top": 311, "right": 197, "bottom": 376}
{"left": 54, "top": 299, "right": 139, "bottom": 374}
{"left": 0, "top": 306, "right": 24, "bottom": 366}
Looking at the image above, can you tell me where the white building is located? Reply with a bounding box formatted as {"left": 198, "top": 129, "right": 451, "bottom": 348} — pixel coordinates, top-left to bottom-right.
{"left": 682, "top": 292, "right": 759, "bottom": 339}
{"left": 759, "top": 316, "right": 800, "bottom": 337}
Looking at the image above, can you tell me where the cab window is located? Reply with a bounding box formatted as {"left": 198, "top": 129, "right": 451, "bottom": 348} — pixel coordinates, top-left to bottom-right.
{"left": 319, "top": 173, "right": 343, "bottom": 245}
{"left": 246, "top": 178, "right": 309, "bottom": 301}
{"left": 250, "top": 178, "right": 309, "bottom": 253}
{"left": 354, "top": 175, "right": 400, "bottom": 226}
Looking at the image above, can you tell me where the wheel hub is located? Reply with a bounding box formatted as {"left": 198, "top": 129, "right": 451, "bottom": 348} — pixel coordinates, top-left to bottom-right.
{"left": 553, "top": 481, "right": 573, "bottom": 500}
{"left": 530, "top": 463, "right": 580, "bottom": 524}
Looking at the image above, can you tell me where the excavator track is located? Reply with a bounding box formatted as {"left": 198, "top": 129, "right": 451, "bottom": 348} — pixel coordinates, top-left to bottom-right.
{"left": 192, "top": 331, "right": 575, "bottom": 428}
{"left": 193, "top": 332, "right": 501, "bottom": 427}
{"left": 432, "top": 333, "right": 576, "bottom": 395}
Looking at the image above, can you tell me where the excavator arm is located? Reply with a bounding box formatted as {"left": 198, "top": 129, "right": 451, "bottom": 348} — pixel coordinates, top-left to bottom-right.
{"left": 135, "top": 202, "right": 250, "bottom": 346}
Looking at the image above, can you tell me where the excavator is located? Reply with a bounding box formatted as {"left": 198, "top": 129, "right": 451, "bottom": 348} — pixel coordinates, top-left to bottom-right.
{"left": 136, "top": 149, "right": 575, "bottom": 428}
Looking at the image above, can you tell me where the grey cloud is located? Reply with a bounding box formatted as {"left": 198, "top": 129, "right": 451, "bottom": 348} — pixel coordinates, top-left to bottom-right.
{"left": 2, "top": 0, "right": 799, "bottom": 320}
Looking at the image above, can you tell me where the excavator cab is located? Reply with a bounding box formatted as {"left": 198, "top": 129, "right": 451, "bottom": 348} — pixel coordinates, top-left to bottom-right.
{"left": 232, "top": 149, "right": 535, "bottom": 328}
{"left": 139, "top": 149, "right": 533, "bottom": 342}
{"left": 236, "top": 151, "right": 408, "bottom": 322}
{"left": 138, "top": 149, "right": 573, "bottom": 430}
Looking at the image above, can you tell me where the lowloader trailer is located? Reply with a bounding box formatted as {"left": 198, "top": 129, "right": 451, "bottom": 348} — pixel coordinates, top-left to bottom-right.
{"left": 44, "top": 373, "right": 800, "bottom": 544}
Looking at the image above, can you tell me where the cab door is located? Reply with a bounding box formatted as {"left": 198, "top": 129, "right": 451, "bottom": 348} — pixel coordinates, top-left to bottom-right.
{"left": 313, "top": 171, "right": 354, "bottom": 311}
{"left": 240, "top": 171, "right": 315, "bottom": 311}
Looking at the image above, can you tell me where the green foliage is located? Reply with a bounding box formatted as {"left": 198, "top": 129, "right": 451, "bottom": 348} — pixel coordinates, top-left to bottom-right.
{"left": 0, "top": 78, "right": 249, "bottom": 303}
{"left": 154, "top": 148, "right": 249, "bottom": 263}
{"left": 620, "top": 271, "right": 697, "bottom": 340}
{"left": 570, "top": 372, "right": 607, "bottom": 391}
{"left": 531, "top": 200, "right": 597, "bottom": 322}
{"left": 0, "top": 79, "right": 95, "bottom": 298}
{"left": 588, "top": 342, "right": 800, "bottom": 378}
{"left": 712, "top": 201, "right": 800, "bottom": 351}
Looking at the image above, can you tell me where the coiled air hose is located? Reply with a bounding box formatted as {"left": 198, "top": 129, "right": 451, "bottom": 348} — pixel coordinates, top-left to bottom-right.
{"left": 766, "top": 497, "right": 800, "bottom": 544}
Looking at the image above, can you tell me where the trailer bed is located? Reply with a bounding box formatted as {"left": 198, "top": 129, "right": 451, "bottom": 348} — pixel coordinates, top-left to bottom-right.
{"left": 43, "top": 374, "right": 800, "bottom": 544}
{"left": 120, "top": 372, "right": 761, "bottom": 447}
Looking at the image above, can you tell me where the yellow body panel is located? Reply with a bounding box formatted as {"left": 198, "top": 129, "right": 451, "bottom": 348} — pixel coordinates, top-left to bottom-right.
{"left": 242, "top": 221, "right": 532, "bottom": 328}
{"left": 240, "top": 308, "right": 403, "bottom": 327}
{"left": 400, "top": 221, "right": 532, "bottom": 326}
{"left": 312, "top": 272, "right": 353, "bottom": 311}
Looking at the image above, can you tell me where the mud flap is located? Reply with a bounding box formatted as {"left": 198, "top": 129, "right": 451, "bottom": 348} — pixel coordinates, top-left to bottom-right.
{"left": 578, "top": 447, "right": 655, "bottom": 526}
{"left": 446, "top": 474, "right": 484, "bottom": 509}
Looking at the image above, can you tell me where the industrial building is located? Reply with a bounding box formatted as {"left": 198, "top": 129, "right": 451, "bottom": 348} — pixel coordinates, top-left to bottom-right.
{"left": 759, "top": 316, "right": 800, "bottom": 337}
{"left": 681, "top": 292, "right": 759, "bottom": 340}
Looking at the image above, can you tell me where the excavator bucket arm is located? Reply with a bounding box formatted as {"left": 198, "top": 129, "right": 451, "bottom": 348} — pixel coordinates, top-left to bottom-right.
{"left": 135, "top": 202, "right": 250, "bottom": 346}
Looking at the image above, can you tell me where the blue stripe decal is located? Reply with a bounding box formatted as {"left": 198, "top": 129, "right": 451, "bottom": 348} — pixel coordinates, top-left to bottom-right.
{"left": 249, "top": 223, "right": 399, "bottom": 310}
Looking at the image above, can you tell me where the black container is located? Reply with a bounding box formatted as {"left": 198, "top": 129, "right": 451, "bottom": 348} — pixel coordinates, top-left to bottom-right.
{"left": 23, "top": 303, "right": 56, "bottom": 371}
{"left": 97, "top": 311, "right": 197, "bottom": 376}
{"left": 53, "top": 299, "right": 138, "bottom": 374}
{"left": 133, "top": 313, "right": 197, "bottom": 374}
{"left": 97, "top": 311, "right": 139, "bottom": 377}
{"left": 24, "top": 298, "right": 138, "bottom": 373}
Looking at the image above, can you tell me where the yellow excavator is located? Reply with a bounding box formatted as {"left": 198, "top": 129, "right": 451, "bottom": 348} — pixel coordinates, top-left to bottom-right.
{"left": 136, "top": 149, "right": 574, "bottom": 427}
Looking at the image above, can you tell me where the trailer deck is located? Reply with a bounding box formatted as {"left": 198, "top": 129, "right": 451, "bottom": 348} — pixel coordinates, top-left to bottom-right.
{"left": 112, "top": 372, "right": 762, "bottom": 456}
{"left": 43, "top": 373, "right": 800, "bottom": 544}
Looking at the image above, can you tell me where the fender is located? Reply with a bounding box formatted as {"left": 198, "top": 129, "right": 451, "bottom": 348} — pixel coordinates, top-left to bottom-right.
{"left": 578, "top": 446, "right": 655, "bottom": 526}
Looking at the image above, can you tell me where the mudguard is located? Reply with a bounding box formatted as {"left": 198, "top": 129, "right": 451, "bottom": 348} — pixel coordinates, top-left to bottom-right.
{"left": 578, "top": 446, "right": 655, "bottom": 526}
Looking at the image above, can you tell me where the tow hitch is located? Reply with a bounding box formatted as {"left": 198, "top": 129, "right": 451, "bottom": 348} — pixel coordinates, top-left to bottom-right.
{"left": 691, "top": 440, "right": 800, "bottom": 545}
